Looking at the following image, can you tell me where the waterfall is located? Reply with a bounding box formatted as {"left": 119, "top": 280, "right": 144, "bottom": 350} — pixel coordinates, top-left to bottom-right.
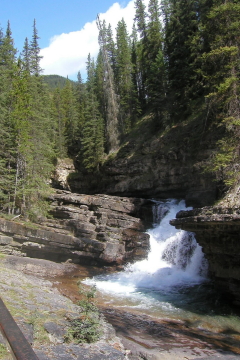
{"left": 84, "top": 199, "right": 208, "bottom": 307}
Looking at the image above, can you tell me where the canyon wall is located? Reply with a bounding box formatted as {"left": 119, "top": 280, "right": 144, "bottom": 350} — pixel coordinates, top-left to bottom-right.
{"left": 170, "top": 202, "right": 240, "bottom": 306}
{"left": 0, "top": 191, "right": 150, "bottom": 267}
{"left": 66, "top": 129, "right": 218, "bottom": 208}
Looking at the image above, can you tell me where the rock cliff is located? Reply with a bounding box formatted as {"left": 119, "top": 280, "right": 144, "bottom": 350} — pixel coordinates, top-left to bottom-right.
{"left": 170, "top": 200, "right": 240, "bottom": 306}
{"left": 0, "top": 191, "right": 150, "bottom": 266}
{"left": 66, "top": 121, "right": 219, "bottom": 208}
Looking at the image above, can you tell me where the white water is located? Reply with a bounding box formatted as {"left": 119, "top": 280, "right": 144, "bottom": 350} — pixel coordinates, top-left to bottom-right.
{"left": 84, "top": 199, "right": 208, "bottom": 312}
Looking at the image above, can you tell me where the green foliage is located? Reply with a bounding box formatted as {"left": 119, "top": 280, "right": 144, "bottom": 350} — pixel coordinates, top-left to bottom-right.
{"left": 65, "top": 316, "right": 101, "bottom": 344}
{"left": 145, "top": 0, "right": 166, "bottom": 121}
{"left": 0, "top": 1, "right": 239, "bottom": 205}
{"left": 116, "top": 19, "right": 136, "bottom": 133}
{"left": 163, "top": 0, "right": 202, "bottom": 121}
{"left": 200, "top": 0, "right": 240, "bottom": 187}
{"left": 0, "top": 343, "right": 10, "bottom": 359}
{"left": 81, "top": 54, "right": 105, "bottom": 171}
{"left": 65, "top": 284, "right": 101, "bottom": 344}
{"left": 43, "top": 75, "right": 73, "bottom": 90}
{"left": 0, "top": 21, "right": 55, "bottom": 219}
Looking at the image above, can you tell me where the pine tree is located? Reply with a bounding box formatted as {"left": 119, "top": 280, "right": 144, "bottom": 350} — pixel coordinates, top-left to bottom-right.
{"left": 115, "top": 19, "right": 135, "bottom": 134}
{"left": 29, "top": 19, "right": 42, "bottom": 76}
{"left": 73, "top": 71, "right": 86, "bottom": 153}
{"left": 21, "top": 37, "right": 30, "bottom": 72}
{"left": 130, "top": 24, "right": 142, "bottom": 118}
{"left": 61, "top": 79, "right": 80, "bottom": 155}
{"left": 146, "top": 0, "right": 166, "bottom": 121}
{"left": 11, "top": 20, "right": 55, "bottom": 219}
{"left": 75, "top": 71, "right": 86, "bottom": 131}
{"left": 95, "top": 51, "right": 107, "bottom": 121}
{"left": 134, "top": 0, "right": 148, "bottom": 108}
{"left": 134, "top": 0, "right": 147, "bottom": 40}
{"left": 96, "top": 16, "right": 120, "bottom": 153}
{"left": 81, "top": 54, "right": 104, "bottom": 171}
{"left": 201, "top": 0, "right": 240, "bottom": 186}
{"left": 51, "top": 86, "right": 66, "bottom": 158}
{"left": 106, "top": 24, "right": 117, "bottom": 79}
{"left": 163, "top": 0, "right": 201, "bottom": 121}
{"left": 0, "top": 22, "right": 17, "bottom": 213}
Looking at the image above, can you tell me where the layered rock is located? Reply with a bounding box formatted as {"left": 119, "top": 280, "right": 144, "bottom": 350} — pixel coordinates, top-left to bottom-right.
{"left": 170, "top": 206, "right": 240, "bottom": 305}
{"left": 67, "top": 127, "right": 217, "bottom": 208}
{"left": 0, "top": 191, "right": 150, "bottom": 266}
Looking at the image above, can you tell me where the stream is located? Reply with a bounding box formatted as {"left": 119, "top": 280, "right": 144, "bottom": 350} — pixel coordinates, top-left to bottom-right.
{"left": 54, "top": 199, "right": 240, "bottom": 359}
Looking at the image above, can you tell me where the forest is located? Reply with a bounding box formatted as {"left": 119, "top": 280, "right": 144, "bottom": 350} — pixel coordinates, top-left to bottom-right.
{"left": 0, "top": 0, "right": 239, "bottom": 220}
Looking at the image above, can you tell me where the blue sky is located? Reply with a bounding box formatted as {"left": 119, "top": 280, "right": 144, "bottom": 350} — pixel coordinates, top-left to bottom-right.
{"left": 1, "top": 0, "right": 149, "bottom": 80}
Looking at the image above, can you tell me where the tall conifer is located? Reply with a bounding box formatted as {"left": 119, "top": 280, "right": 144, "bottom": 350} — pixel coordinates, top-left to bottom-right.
{"left": 116, "top": 19, "right": 135, "bottom": 133}
{"left": 97, "top": 16, "right": 120, "bottom": 153}
{"left": 81, "top": 54, "right": 104, "bottom": 171}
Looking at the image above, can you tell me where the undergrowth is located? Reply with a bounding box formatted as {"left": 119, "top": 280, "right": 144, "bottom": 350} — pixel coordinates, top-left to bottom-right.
{"left": 0, "top": 343, "right": 11, "bottom": 360}
{"left": 65, "top": 284, "right": 102, "bottom": 344}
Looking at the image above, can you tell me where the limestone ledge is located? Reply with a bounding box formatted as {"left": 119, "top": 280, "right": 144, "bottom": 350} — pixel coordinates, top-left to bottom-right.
{"left": 0, "top": 190, "right": 150, "bottom": 266}
{"left": 170, "top": 206, "right": 240, "bottom": 306}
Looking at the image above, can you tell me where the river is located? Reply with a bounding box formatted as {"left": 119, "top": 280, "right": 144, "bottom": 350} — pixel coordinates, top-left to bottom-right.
{"left": 54, "top": 199, "right": 240, "bottom": 359}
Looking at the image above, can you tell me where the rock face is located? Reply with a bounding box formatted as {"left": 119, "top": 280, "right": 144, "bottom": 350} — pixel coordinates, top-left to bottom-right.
{"left": 52, "top": 158, "right": 75, "bottom": 190}
{"left": 170, "top": 206, "right": 240, "bottom": 305}
{"left": 0, "top": 255, "right": 128, "bottom": 360}
{"left": 67, "top": 128, "right": 217, "bottom": 208}
{"left": 0, "top": 191, "right": 150, "bottom": 266}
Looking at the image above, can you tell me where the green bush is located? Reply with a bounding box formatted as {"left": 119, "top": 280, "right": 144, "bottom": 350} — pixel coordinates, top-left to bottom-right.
{"left": 65, "top": 285, "right": 101, "bottom": 344}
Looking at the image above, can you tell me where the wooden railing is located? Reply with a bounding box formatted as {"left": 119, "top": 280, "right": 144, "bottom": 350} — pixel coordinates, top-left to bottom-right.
{"left": 0, "top": 297, "right": 39, "bottom": 359}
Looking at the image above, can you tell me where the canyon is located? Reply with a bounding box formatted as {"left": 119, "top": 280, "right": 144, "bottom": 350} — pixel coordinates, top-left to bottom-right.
{"left": 1, "top": 121, "right": 239, "bottom": 307}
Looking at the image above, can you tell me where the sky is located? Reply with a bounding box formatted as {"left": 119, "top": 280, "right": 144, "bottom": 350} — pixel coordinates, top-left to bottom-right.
{"left": 1, "top": 0, "right": 149, "bottom": 81}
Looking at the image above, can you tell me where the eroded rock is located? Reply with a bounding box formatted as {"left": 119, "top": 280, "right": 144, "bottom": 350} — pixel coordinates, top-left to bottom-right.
{"left": 0, "top": 191, "right": 150, "bottom": 266}
{"left": 170, "top": 206, "right": 240, "bottom": 306}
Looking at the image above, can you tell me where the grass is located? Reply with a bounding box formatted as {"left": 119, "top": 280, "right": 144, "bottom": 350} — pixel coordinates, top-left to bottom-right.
{"left": 0, "top": 266, "right": 60, "bottom": 347}
{"left": 0, "top": 343, "right": 11, "bottom": 360}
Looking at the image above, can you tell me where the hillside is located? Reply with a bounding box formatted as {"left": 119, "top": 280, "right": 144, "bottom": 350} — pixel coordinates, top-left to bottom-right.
{"left": 66, "top": 111, "right": 223, "bottom": 208}
{"left": 43, "top": 74, "right": 75, "bottom": 90}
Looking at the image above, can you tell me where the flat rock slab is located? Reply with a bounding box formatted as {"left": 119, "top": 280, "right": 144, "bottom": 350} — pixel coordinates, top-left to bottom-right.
{"left": 0, "top": 255, "right": 127, "bottom": 360}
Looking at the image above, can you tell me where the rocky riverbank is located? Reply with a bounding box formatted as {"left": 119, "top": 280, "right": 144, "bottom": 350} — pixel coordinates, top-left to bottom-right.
{"left": 0, "top": 255, "right": 128, "bottom": 360}
{"left": 1, "top": 254, "right": 240, "bottom": 360}
{"left": 170, "top": 188, "right": 240, "bottom": 306}
{"left": 0, "top": 191, "right": 150, "bottom": 267}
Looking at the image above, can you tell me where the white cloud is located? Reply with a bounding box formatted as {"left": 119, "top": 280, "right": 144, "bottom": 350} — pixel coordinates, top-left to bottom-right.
{"left": 40, "top": 0, "right": 149, "bottom": 80}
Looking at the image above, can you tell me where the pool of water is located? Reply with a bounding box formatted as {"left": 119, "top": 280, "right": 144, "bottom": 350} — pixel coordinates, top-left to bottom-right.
{"left": 52, "top": 199, "right": 240, "bottom": 358}
{"left": 82, "top": 200, "right": 240, "bottom": 335}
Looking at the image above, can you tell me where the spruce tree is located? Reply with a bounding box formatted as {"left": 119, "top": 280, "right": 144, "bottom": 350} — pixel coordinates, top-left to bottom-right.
{"left": 96, "top": 16, "right": 120, "bottom": 153}
{"left": 75, "top": 71, "right": 86, "bottom": 131}
{"left": 73, "top": 71, "right": 86, "bottom": 153}
{"left": 106, "top": 24, "right": 117, "bottom": 79}
{"left": 50, "top": 86, "right": 66, "bottom": 158}
{"left": 0, "top": 22, "right": 17, "bottom": 213}
{"left": 201, "top": 0, "right": 240, "bottom": 186}
{"left": 61, "top": 79, "right": 80, "bottom": 155}
{"left": 163, "top": 0, "right": 201, "bottom": 122}
{"left": 21, "top": 37, "right": 30, "bottom": 72}
{"left": 146, "top": 0, "right": 166, "bottom": 121}
{"left": 12, "top": 20, "right": 55, "bottom": 219}
{"left": 95, "top": 51, "right": 107, "bottom": 121}
{"left": 134, "top": 0, "right": 148, "bottom": 108}
{"left": 115, "top": 19, "right": 135, "bottom": 134}
{"left": 81, "top": 54, "right": 104, "bottom": 171}
{"left": 29, "top": 19, "right": 42, "bottom": 76}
